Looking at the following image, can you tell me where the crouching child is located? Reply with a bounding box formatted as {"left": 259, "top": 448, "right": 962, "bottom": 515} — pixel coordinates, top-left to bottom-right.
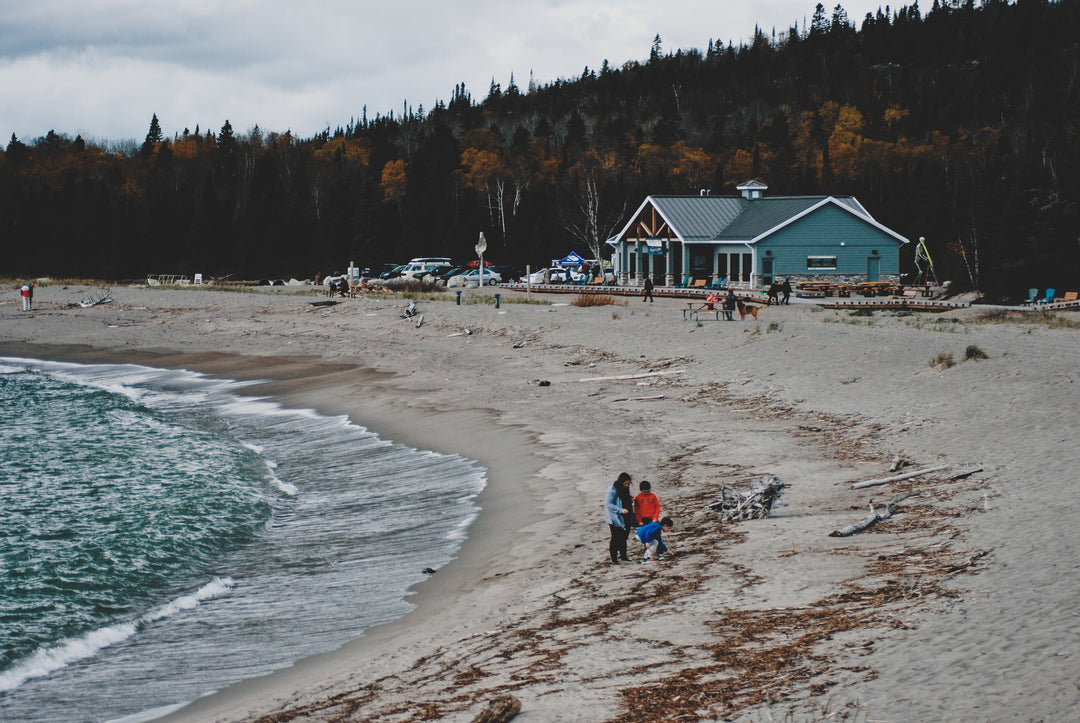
{"left": 635, "top": 516, "right": 674, "bottom": 562}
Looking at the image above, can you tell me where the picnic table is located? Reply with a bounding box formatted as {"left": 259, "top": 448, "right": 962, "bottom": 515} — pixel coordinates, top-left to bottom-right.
{"left": 682, "top": 300, "right": 725, "bottom": 321}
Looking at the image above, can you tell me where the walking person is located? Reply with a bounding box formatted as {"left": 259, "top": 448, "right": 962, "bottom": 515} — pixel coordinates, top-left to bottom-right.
{"left": 605, "top": 472, "right": 635, "bottom": 564}
{"left": 642, "top": 276, "right": 654, "bottom": 302}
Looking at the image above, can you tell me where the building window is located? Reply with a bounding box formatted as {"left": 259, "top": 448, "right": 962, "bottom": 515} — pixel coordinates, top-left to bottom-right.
{"left": 807, "top": 255, "right": 837, "bottom": 269}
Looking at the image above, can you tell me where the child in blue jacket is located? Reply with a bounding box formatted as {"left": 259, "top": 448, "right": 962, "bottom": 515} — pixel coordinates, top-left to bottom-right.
{"left": 635, "top": 516, "right": 673, "bottom": 562}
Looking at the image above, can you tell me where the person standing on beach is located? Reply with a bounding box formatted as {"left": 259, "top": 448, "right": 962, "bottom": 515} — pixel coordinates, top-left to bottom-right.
{"left": 723, "top": 288, "right": 736, "bottom": 320}
{"left": 605, "top": 472, "right": 634, "bottom": 564}
{"left": 633, "top": 480, "right": 661, "bottom": 526}
{"left": 642, "top": 276, "right": 654, "bottom": 302}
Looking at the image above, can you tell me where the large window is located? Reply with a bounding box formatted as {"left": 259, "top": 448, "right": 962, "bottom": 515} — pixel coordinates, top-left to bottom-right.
{"left": 807, "top": 255, "right": 837, "bottom": 269}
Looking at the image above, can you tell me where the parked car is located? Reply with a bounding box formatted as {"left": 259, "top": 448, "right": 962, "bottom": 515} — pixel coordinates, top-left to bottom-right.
{"left": 427, "top": 265, "right": 470, "bottom": 284}
{"left": 549, "top": 268, "right": 585, "bottom": 283}
{"left": 366, "top": 263, "right": 400, "bottom": 279}
{"left": 379, "top": 264, "right": 406, "bottom": 280}
{"left": 399, "top": 257, "right": 454, "bottom": 280}
{"left": 521, "top": 268, "right": 550, "bottom": 284}
{"left": 489, "top": 265, "right": 521, "bottom": 283}
{"left": 447, "top": 268, "right": 502, "bottom": 287}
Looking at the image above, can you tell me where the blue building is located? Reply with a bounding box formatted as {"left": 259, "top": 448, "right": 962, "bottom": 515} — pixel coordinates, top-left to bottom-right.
{"left": 608, "top": 181, "right": 909, "bottom": 288}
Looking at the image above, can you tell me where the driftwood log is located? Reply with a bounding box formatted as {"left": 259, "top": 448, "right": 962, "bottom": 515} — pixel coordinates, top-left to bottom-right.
{"left": 850, "top": 464, "right": 950, "bottom": 489}
{"left": 578, "top": 369, "right": 685, "bottom": 383}
{"left": 470, "top": 694, "right": 522, "bottom": 723}
{"left": 708, "top": 476, "right": 786, "bottom": 521}
{"left": 75, "top": 288, "right": 114, "bottom": 308}
{"left": 829, "top": 492, "right": 919, "bottom": 537}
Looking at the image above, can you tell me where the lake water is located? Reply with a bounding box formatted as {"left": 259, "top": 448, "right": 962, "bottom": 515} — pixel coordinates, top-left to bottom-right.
{"left": 0, "top": 357, "right": 485, "bottom": 722}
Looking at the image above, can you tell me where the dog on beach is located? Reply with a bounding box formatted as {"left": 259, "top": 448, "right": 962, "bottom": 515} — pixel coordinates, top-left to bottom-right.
{"left": 736, "top": 299, "right": 760, "bottom": 321}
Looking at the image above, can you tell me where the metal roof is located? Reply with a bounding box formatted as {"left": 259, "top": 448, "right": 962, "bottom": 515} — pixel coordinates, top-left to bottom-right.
{"left": 713, "top": 197, "right": 846, "bottom": 239}
{"left": 647, "top": 196, "right": 746, "bottom": 242}
{"left": 611, "top": 193, "right": 907, "bottom": 247}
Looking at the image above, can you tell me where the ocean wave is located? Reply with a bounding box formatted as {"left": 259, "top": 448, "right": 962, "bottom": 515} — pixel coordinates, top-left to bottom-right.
{"left": 0, "top": 577, "right": 234, "bottom": 693}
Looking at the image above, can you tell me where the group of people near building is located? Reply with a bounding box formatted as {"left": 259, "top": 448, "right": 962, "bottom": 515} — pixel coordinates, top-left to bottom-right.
{"left": 604, "top": 472, "right": 674, "bottom": 564}
{"left": 767, "top": 279, "right": 793, "bottom": 305}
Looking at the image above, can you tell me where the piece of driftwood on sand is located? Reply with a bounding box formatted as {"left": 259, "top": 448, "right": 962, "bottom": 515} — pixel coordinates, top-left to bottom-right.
{"left": 470, "top": 694, "right": 521, "bottom": 723}
{"left": 578, "top": 369, "right": 685, "bottom": 383}
{"left": 829, "top": 492, "right": 919, "bottom": 537}
{"left": 74, "top": 288, "right": 114, "bottom": 308}
{"left": 610, "top": 394, "right": 666, "bottom": 402}
{"left": 708, "top": 476, "right": 786, "bottom": 521}
{"left": 850, "top": 464, "right": 951, "bottom": 489}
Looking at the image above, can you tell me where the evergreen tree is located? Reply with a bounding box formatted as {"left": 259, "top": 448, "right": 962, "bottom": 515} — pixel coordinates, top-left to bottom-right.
{"left": 141, "top": 113, "right": 163, "bottom": 157}
{"left": 6, "top": 134, "right": 29, "bottom": 164}
{"left": 217, "top": 120, "right": 238, "bottom": 155}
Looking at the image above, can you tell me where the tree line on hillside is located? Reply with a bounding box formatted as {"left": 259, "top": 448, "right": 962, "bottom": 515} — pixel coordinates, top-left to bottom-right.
{"left": 2, "top": 0, "right": 1077, "bottom": 301}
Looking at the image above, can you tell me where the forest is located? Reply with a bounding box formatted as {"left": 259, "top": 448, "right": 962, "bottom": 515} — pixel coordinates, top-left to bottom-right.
{"left": 2, "top": 0, "right": 1077, "bottom": 301}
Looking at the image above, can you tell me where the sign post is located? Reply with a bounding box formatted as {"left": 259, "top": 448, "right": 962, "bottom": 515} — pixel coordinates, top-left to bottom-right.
{"left": 475, "top": 232, "right": 488, "bottom": 288}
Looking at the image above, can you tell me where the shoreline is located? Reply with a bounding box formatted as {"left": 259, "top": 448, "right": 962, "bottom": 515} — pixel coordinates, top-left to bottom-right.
{"left": 3, "top": 286, "right": 1079, "bottom": 721}
{"left": 2, "top": 343, "right": 551, "bottom": 721}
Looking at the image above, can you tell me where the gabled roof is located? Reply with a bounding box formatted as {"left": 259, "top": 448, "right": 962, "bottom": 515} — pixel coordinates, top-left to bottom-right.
{"left": 610, "top": 195, "right": 745, "bottom": 245}
{"left": 611, "top": 193, "right": 908, "bottom": 246}
{"left": 650, "top": 196, "right": 746, "bottom": 243}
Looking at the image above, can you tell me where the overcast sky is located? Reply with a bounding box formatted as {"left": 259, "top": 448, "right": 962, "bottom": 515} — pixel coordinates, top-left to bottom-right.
{"left": 1, "top": 1, "right": 888, "bottom": 144}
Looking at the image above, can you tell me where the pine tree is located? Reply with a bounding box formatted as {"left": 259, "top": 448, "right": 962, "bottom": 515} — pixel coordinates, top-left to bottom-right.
{"left": 651, "top": 34, "right": 663, "bottom": 60}
{"left": 141, "top": 113, "right": 163, "bottom": 157}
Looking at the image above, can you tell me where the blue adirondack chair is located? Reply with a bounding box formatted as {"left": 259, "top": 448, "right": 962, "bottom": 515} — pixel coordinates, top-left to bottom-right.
{"left": 1045, "top": 288, "right": 1056, "bottom": 304}
{"left": 1027, "top": 288, "right": 1039, "bottom": 304}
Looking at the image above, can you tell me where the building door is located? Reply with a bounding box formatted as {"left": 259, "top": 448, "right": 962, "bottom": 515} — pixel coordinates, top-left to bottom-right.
{"left": 761, "top": 257, "right": 773, "bottom": 286}
{"left": 867, "top": 256, "right": 880, "bottom": 282}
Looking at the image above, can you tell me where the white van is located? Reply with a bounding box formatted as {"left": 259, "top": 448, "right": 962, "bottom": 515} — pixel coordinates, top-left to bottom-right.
{"left": 399, "top": 257, "right": 454, "bottom": 280}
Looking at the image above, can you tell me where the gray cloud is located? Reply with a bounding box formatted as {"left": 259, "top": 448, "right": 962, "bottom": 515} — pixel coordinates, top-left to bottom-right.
{"left": 1, "top": 1, "right": 887, "bottom": 143}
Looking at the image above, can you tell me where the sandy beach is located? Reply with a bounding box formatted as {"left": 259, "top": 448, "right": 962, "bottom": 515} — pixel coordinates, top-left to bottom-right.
{"left": 2, "top": 283, "right": 1078, "bottom": 722}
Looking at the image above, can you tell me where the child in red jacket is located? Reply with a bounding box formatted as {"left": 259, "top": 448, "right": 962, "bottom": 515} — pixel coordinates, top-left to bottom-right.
{"left": 633, "top": 480, "right": 661, "bottom": 526}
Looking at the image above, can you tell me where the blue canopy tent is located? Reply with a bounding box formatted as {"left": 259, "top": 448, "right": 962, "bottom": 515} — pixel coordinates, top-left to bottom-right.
{"left": 553, "top": 251, "right": 587, "bottom": 267}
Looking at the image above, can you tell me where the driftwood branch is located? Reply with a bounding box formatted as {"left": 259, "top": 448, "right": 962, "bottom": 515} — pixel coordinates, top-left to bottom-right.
{"left": 707, "top": 477, "right": 786, "bottom": 521}
{"left": 829, "top": 492, "right": 920, "bottom": 537}
{"left": 578, "top": 369, "right": 685, "bottom": 383}
{"left": 850, "top": 464, "right": 950, "bottom": 490}
{"left": 471, "top": 694, "right": 521, "bottom": 723}
{"left": 75, "top": 288, "right": 114, "bottom": 308}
